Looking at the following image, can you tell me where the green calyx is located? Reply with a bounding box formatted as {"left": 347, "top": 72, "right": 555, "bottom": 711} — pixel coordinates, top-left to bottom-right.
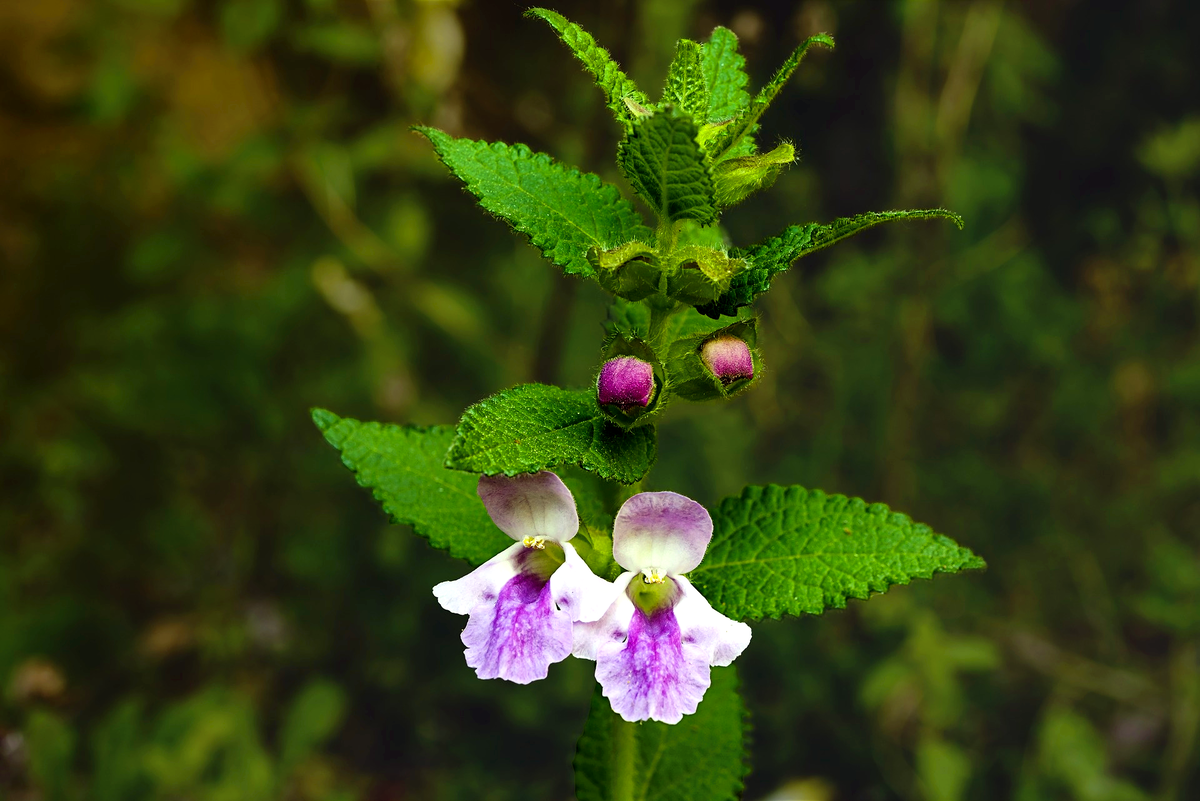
{"left": 667, "top": 316, "right": 760, "bottom": 402}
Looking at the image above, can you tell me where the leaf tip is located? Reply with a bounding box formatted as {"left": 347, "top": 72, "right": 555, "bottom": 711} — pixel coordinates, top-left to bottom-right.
{"left": 311, "top": 407, "right": 341, "bottom": 432}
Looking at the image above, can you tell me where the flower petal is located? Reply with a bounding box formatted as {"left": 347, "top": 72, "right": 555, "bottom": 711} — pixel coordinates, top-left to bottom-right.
{"left": 595, "top": 603, "right": 711, "bottom": 724}
{"left": 672, "top": 576, "right": 752, "bottom": 666}
{"left": 612, "top": 491, "right": 712, "bottom": 575}
{"left": 572, "top": 572, "right": 636, "bottom": 661}
{"left": 478, "top": 472, "right": 579, "bottom": 542}
{"left": 460, "top": 570, "right": 572, "bottom": 684}
{"left": 550, "top": 542, "right": 622, "bottom": 623}
{"left": 432, "top": 541, "right": 526, "bottom": 615}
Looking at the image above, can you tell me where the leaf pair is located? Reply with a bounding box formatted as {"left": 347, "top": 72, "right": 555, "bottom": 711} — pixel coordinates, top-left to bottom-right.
{"left": 314, "top": 410, "right": 984, "bottom": 612}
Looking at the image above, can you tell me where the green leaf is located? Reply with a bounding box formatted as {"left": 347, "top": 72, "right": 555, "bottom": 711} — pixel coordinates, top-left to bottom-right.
{"left": 417, "top": 127, "right": 650, "bottom": 279}
{"left": 690, "top": 484, "right": 985, "bottom": 620}
{"left": 444, "top": 384, "right": 656, "bottom": 485}
{"left": 593, "top": 241, "right": 663, "bottom": 301}
{"left": 618, "top": 109, "right": 717, "bottom": 225}
{"left": 574, "top": 668, "right": 747, "bottom": 801}
{"left": 697, "top": 208, "right": 964, "bottom": 317}
{"left": 707, "top": 33, "right": 835, "bottom": 162}
{"left": 700, "top": 27, "right": 750, "bottom": 123}
{"left": 312, "top": 408, "right": 508, "bottom": 566}
{"left": 663, "top": 39, "right": 708, "bottom": 122}
{"left": 526, "top": 8, "right": 650, "bottom": 130}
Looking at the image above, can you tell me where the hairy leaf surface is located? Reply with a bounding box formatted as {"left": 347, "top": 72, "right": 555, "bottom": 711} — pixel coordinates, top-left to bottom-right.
{"left": 664, "top": 39, "right": 708, "bottom": 122}
{"left": 418, "top": 127, "right": 650, "bottom": 278}
{"left": 700, "top": 27, "right": 750, "bottom": 123}
{"left": 445, "top": 384, "right": 655, "bottom": 484}
{"left": 618, "top": 110, "right": 717, "bottom": 224}
{"left": 574, "top": 668, "right": 747, "bottom": 801}
{"left": 527, "top": 8, "right": 649, "bottom": 130}
{"left": 312, "top": 409, "right": 507, "bottom": 566}
{"left": 690, "top": 484, "right": 985, "bottom": 620}
{"left": 698, "top": 208, "right": 964, "bottom": 317}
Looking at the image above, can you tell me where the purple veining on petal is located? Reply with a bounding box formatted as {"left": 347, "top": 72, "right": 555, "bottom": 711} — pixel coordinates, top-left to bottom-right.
{"left": 477, "top": 472, "right": 578, "bottom": 543}
{"left": 612, "top": 491, "right": 713, "bottom": 575}
{"left": 596, "top": 604, "right": 710, "bottom": 724}
{"left": 701, "top": 336, "right": 754, "bottom": 384}
{"left": 461, "top": 568, "right": 572, "bottom": 684}
{"left": 597, "top": 357, "right": 654, "bottom": 407}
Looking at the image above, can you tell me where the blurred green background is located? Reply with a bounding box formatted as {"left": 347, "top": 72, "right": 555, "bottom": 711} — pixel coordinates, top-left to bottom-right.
{"left": 2, "top": 0, "right": 1198, "bottom": 798}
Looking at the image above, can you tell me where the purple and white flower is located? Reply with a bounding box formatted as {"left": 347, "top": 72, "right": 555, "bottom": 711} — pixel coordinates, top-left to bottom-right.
{"left": 573, "top": 492, "right": 751, "bottom": 724}
{"left": 433, "top": 472, "right": 619, "bottom": 684}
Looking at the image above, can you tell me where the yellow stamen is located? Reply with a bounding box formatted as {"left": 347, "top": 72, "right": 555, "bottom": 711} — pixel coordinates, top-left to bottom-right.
{"left": 642, "top": 567, "right": 666, "bottom": 584}
{"left": 522, "top": 536, "right": 546, "bottom": 550}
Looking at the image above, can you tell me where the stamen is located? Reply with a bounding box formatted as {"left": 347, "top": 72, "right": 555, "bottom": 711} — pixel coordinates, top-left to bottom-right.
{"left": 642, "top": 567, "right": 666, "bottom": 584}
{"left": 522, "top": 536, "right": 547, "bottom": 549}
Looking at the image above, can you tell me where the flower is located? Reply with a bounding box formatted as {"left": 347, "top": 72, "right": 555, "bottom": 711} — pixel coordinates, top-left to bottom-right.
{"left": 433, "top": 472, "right": 619, "bottom": 684}
{"left": 573, "top": 492, "right": 751, "bottom": 723}
{"left": 597, "top": 356, "right": 655, "bottom": 407}
{"left": 701, "top": 336, "right": 754, "bottom": 384}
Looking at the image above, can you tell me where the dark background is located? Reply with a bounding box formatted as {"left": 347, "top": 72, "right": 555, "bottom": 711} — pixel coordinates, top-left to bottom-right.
{"left": 2, "top": 0, "right": 1198, "bottom": 799}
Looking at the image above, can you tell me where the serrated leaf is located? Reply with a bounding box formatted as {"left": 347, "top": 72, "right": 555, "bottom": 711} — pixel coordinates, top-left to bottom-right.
{"left": 712, "top": 142, "right": 795, "bottom": 207}
{"left": 663, "top": 39, "right": 708, "bottom": 122}
{"left": 707, "top": 33, "right": 835, "bottom": 162}
{"left": 696, "top": 208, "right": 964, "bottom": 317}
{"left": 527, "top": 8, "right": 649, "bottom": 131}
{"left": 574, "top": 667, "right": 747, "bottom": 801}
{"left": 312, "top": 408, "right": 507, "bottom": 566}
{"left": 445, "top": 384, "right": 655, "bottom": 485}
{"left": 701, "top": 27, "right": 750, "bottom": 123}
{"left": 618, "top": 109, "right": 717, "bottom": 225}
{"left": 690, "top": 484, "right": 985, "bottom": 620}
{"left": 418, "top": 127, "right": 650, "bottom": 278}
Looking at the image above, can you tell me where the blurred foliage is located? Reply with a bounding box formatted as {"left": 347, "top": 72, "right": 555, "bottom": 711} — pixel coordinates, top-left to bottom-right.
{"left": 1, "top": 0, "right": 1198, "bottom": 799}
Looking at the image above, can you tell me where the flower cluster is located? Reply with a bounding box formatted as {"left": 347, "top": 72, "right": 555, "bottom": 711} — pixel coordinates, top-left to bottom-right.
{"left": 433, "top": 472, "right": 750, "bottom": 724}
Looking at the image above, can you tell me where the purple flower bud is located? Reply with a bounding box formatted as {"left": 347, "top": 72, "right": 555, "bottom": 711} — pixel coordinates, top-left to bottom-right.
{"left": 597, "top": 357, "right": 655, "bottom": 407}
{"left": 701, "top": 336, "right": 753, "bottom": 385}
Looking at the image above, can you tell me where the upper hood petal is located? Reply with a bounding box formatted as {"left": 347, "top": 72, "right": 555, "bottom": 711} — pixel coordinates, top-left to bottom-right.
{"left": 478, "top": 471, "right": 579, "bottom": 543}
{"left": 612, "top": 491, "right": 712, "bottom": 575}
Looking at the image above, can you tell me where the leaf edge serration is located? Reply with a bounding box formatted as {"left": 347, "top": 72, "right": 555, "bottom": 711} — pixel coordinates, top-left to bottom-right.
{"left": 692, "top": 483, "right": 986, "bottom": 621}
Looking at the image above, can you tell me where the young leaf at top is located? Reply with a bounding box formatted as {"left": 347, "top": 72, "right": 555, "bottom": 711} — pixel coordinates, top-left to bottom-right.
{"left": 697, "top": 208, "right": 965, "bottom": 317}
{"left": 706, "top": 33, "right": 835, "bottom": 163}
{"left": 618, "top": 109, "right": 718, "bottom": 225}
{"left": 526, "top": 8, "right": 650, "bottom": 131}
{"left": 700, "top": 27, "right": 751, "bottom": 123}
{"left": 663, "top": 39, "right": 708, "bottom": 123}
{"left": 445, "top": 384, "right": 656, "bottom": 485}
{"left": 574, "top": 667, "right": 747, "bottom": 801}
{"left": 417, "top": 127, "right": 650, "bottom": 279}
{"left": 312, "top": 409, "right": 508, "bottom": 566}
{"left": 689, "top": 484, "right": 985, "bottom": 621}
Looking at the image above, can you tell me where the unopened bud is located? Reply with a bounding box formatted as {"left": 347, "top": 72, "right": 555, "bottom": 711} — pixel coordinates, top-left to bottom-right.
{"left": 701, "top": 336, "right": 753, "bottom": 385}
{"left": 597, "top": 357, "right": 655, "bottom": 407}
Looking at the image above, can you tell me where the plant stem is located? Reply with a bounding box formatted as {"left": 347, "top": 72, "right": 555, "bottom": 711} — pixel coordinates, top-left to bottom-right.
{"left": 612, "top": 712, "right": 637, "bottom": 801}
